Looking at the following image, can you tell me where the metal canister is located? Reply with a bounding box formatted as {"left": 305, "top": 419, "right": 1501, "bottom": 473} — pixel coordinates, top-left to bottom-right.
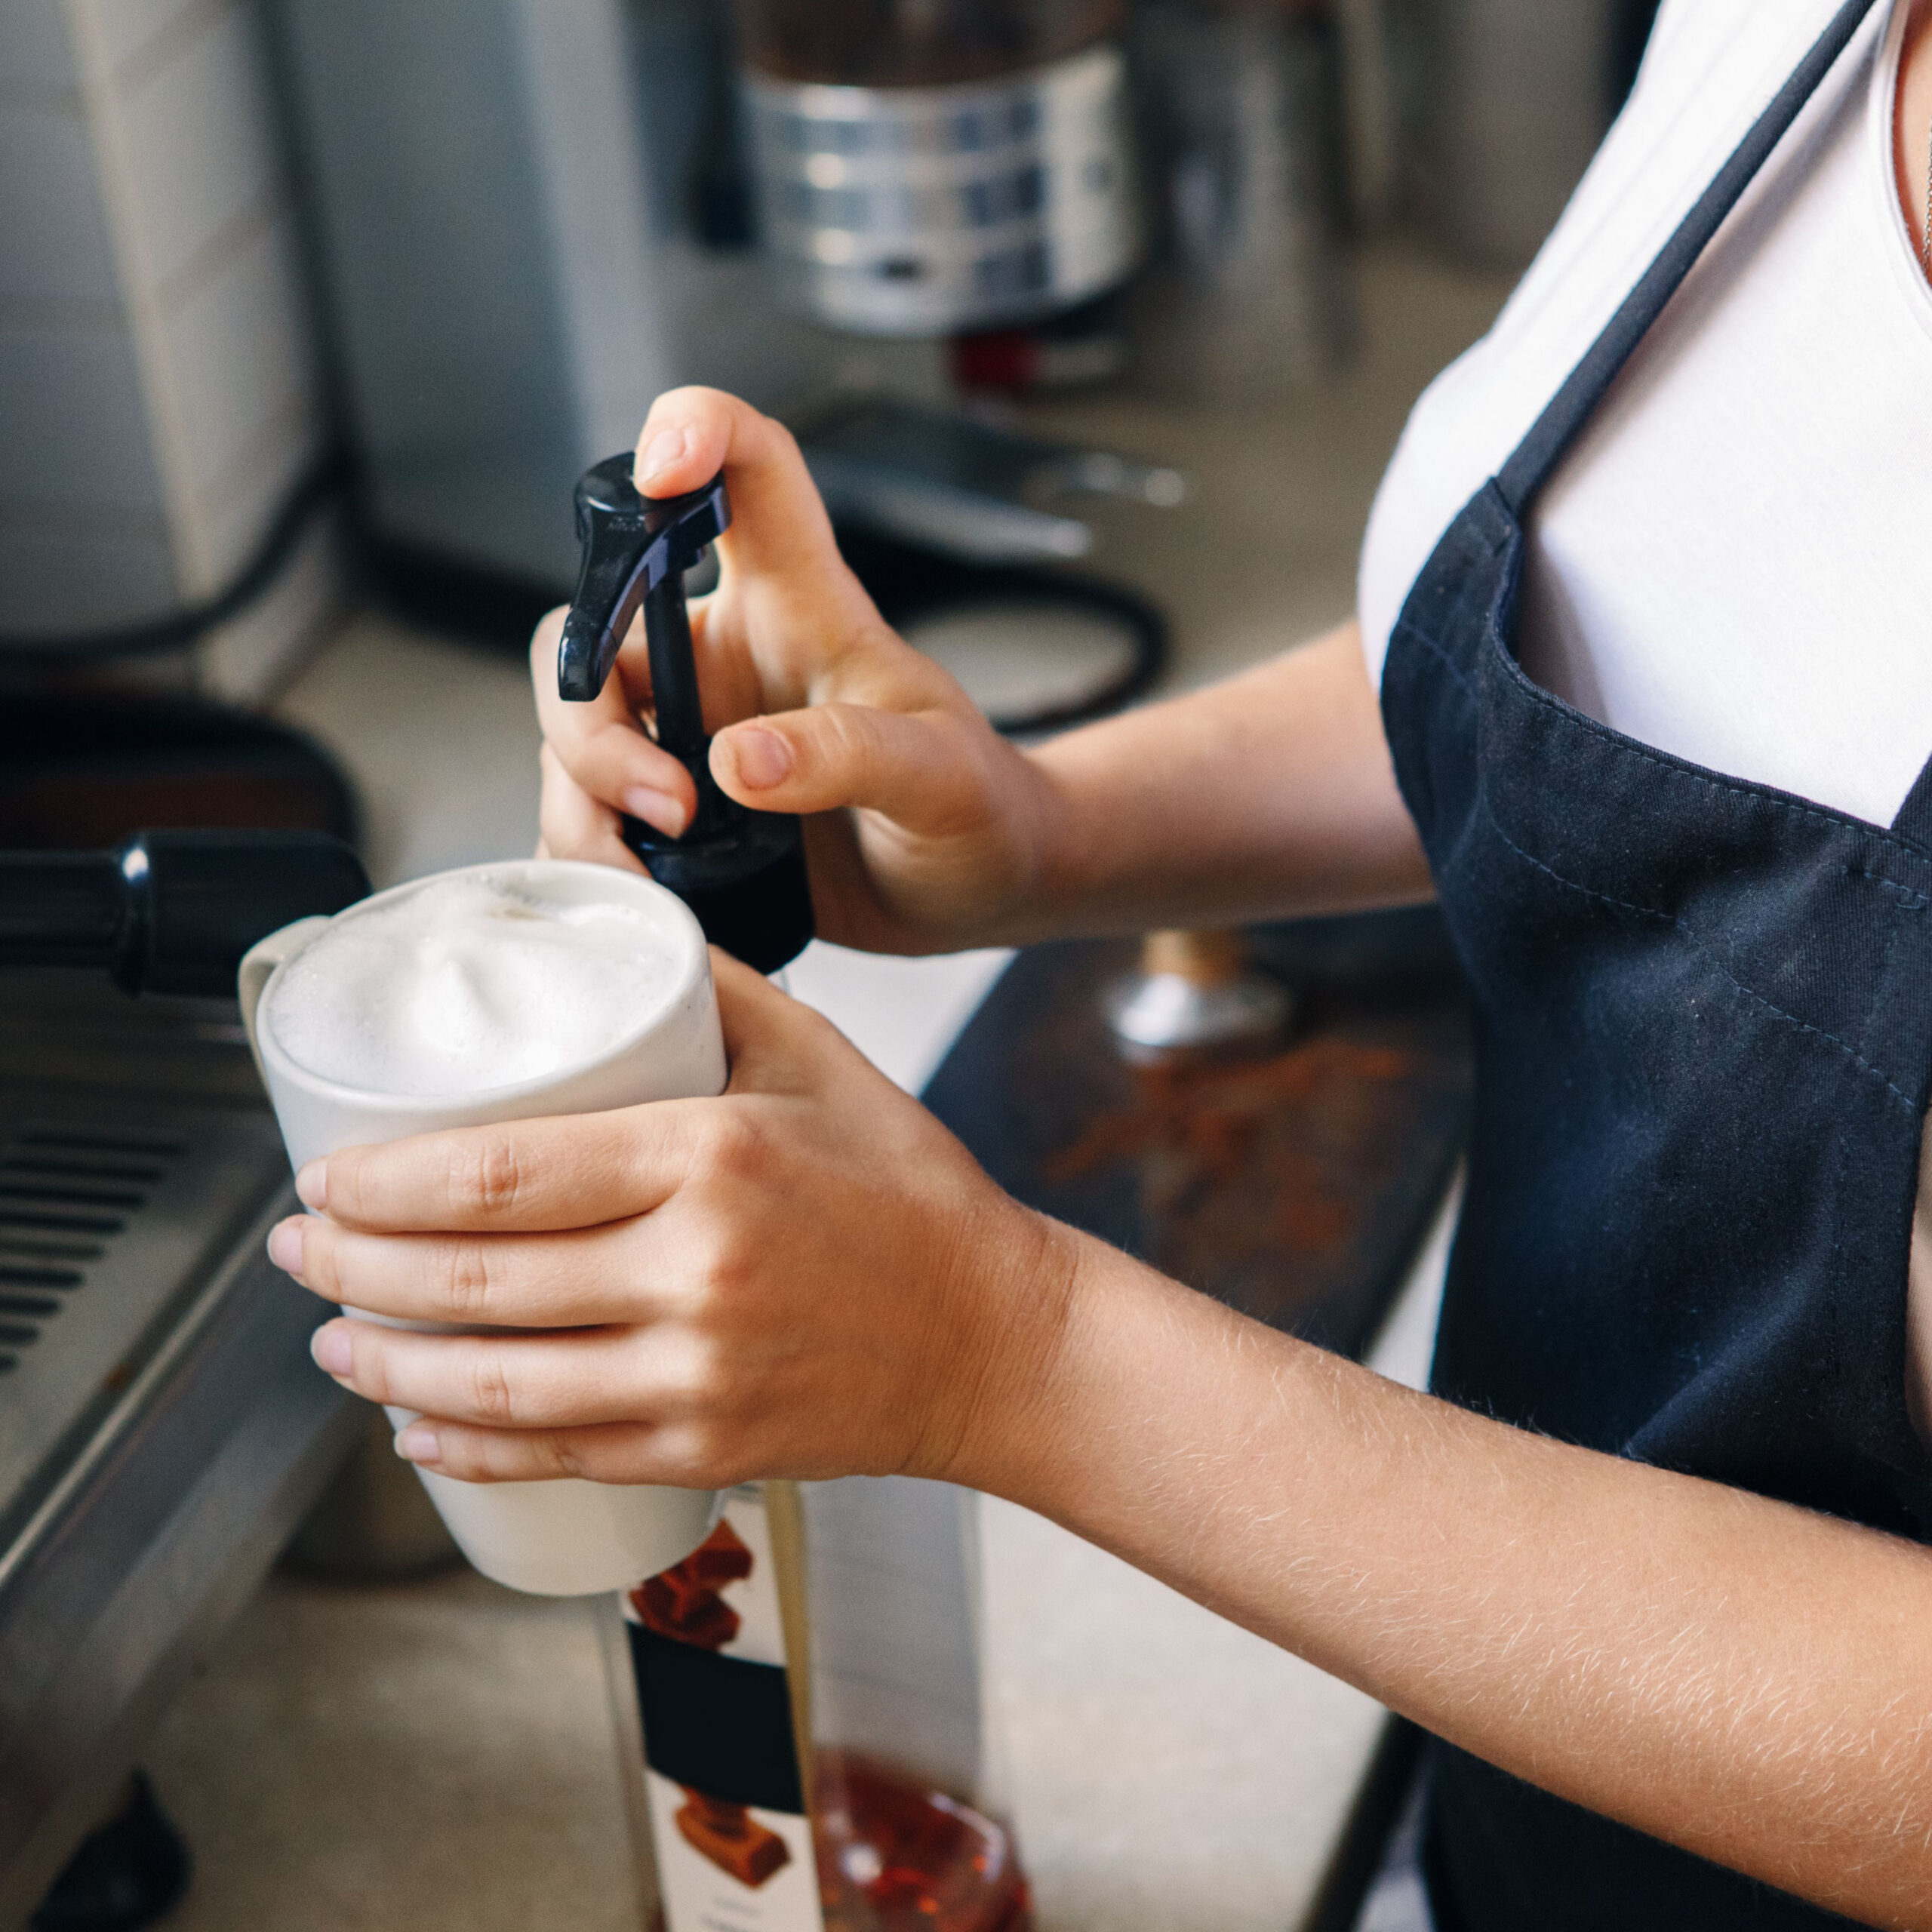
{"left": 737, "top": 1, "right": 1140, "bottom": 337}
{"left": 1128, "top": 0, "right": 1355, "bottom": 399}
{"left": 1398, "top": 0, "right": 1640, "bottom": 267}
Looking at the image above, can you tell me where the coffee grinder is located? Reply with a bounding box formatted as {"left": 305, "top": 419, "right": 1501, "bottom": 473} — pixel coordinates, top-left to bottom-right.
{"left": 737, "top": 0, "right": 1141, "bottom": 343}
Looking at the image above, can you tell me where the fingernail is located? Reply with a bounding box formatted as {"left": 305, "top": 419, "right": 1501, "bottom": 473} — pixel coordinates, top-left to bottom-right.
{"left": 294, "top": 1159, "right": 326, "bottom": 1211}
{"left": 637, "top": 428, "right": 688, "bottom": 488}
{"left": 395, "top": 1423, "right": 441, "bottom": 1466}
{"left": 310, "top": 1324, "right": 352, "bottom": 1375}
{"left": 267, "top": 1217, "right": 306, "bottom": 1278}
{"left": 725, "top": 726, "right": 792, "bottom": 791}
{"left": 622, "top": 784, "right": 690, "bottom": 836}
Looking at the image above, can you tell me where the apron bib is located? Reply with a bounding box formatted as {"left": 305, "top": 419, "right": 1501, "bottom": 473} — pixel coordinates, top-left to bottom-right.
{"left": 1380, "top": 2, "right": 1932, "bottom": 1923}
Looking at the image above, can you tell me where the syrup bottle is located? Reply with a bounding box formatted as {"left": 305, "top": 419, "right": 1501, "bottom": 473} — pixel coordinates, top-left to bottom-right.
{"left": 608, "top": 1481, "right": 1029, "bottom": 1932}
{"left": 566, "top": 460, "right": 1026, "bottom": 1932}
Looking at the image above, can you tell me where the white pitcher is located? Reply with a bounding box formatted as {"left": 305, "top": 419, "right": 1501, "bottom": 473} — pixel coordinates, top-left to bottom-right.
{"left": 240, "top": 857, "right": 726, "bottom": 1596}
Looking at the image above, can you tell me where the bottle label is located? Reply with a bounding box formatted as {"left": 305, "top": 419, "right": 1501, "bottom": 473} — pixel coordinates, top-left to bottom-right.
{"left": 624, "top": 1487, "right": 826, "bottom": 1932}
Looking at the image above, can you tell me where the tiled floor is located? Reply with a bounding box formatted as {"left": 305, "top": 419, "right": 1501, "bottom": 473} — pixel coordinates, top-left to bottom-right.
{"left": 146, "top": 1571, "right": 643, "bottom": 1932}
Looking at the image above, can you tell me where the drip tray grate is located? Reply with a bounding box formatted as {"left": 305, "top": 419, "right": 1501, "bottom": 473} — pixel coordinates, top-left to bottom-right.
{"left": 0, "top": 1091, "right": 292, "bottom": 1539}
{"left": 0, "top": 1125, "right": 179, "bottom": 1374}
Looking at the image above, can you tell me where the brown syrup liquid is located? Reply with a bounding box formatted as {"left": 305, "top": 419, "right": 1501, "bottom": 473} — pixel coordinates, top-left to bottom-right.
{"left": 814, "top": 1756, "right": 1032, "bottom": 1932}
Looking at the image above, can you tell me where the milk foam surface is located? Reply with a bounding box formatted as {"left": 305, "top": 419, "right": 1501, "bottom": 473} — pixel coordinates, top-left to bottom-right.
{"left": 266, "top": 874, "right": 685, "bottom": 1097}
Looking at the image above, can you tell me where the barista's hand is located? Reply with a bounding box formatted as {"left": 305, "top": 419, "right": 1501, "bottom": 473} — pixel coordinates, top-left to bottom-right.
{"left": 270, "top": 955, "right": 1075, "bottom": 1487}
{"left": 532, "top": 388, "right": 1063, "bottom": 954}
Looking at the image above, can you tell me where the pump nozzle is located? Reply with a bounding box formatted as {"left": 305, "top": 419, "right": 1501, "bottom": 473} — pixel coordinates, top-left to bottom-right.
{"left": 558, "top": 457, "right": 814, "bottom": 974}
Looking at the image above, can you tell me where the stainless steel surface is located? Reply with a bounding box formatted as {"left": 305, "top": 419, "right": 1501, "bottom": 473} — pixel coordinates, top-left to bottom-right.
{"left": 1407, "top": 0, "right": 1623, "bottom": 267}
{"left": 0, "top": 976, "right": 358, "bottom": 1929}
{"left": 268, "top": 0, "right": 853, "bottom": 587}
{"left": 800, "top": 399, "right": 1182, "bottom": 562}
{"left": 0, "top": 1095, "right": 289, "bottom": 1546}
{"left": 744, "top": 45, "right": 1141, "bottom": 336}
{"left": 282, "top": 1406, "right": 462, "bottom": 1582}
{"left": 1131, "top": 1, "right": 1354, "bottom": 400}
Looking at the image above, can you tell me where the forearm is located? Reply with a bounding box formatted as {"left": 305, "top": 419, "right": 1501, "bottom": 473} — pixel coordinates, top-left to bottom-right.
{"left": 963, "top": 1228, "right": 1932, "bottom": 1927}
{"left": 1010, "top": 620, "right": 1432, "bottom": 942}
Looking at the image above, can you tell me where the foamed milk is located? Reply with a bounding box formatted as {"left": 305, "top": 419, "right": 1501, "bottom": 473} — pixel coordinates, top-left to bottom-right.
{"left": 264, "top": 872, "right": 686, "bottom": 1096}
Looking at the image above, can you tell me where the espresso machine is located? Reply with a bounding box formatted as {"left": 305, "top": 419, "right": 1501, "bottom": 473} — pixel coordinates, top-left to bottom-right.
{"left": 0, "top": 832, "right": 369, "bottom": 1930}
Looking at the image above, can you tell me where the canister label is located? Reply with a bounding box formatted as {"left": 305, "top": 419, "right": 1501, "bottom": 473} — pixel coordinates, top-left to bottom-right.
{"left": 624, "top": 1488, "right": 826, "bottom": 1932}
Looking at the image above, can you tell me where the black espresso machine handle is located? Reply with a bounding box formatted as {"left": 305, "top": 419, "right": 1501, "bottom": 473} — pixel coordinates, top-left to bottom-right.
{"left": 0, "top": 829, "right": 370, "bottom": 998}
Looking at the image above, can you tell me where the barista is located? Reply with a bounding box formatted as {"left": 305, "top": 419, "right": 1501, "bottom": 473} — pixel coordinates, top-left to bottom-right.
{"left": 269, "top": 1, "right": 1932, "bottom": 1924}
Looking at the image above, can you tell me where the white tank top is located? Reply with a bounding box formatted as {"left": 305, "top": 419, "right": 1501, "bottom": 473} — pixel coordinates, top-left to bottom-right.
{"left": 1361, "top": 0, "right": 1932, "bottom": 831}
{"left": 1357, "top": 0, "right": 1932, "bottom": 1441}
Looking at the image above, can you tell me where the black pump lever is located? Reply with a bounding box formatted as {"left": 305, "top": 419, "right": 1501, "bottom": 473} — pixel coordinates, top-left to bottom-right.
{"left": 557, "top": 460, "right": 729, "bottom": 713}
{"left": 557, "top": 457, "right": 814, "bottom": 974}
{"left": 0, "top": 829, "right": 369, "bottom": 998}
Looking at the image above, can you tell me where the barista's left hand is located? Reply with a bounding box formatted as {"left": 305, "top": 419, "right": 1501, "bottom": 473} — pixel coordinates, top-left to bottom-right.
{"left": 269, "top": 955, "right": 1073, "bottom": 1487}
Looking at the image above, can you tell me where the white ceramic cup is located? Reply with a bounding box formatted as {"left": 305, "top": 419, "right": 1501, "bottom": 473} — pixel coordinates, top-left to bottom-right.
{"left": 239, "top": 857, "right": 728, "bottom": 1596}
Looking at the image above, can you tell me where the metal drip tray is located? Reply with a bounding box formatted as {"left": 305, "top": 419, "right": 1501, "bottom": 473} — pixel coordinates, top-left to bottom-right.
{"left": 0, "top": 1097, "right": 290, "bottom": 1544}
{"left": 0, "top": 974, "right": 358, "bottom": 1930}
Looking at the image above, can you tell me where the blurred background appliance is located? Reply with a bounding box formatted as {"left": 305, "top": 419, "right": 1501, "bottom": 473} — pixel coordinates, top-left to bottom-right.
{"left": 797, "top": 400, "right": 1183, "bottom": 729}
{"left": 0, "top": 694, "right": 356, "bottom": 854}
{"left": 267, "top": 0, "right": 1174, "bottom": 732}
{"left": 0, "top": 0, "right": 1672, "bottom": 682}
{"left": 266, "top": 0, "right": 859, "bottom": 595}
{"left": 1129, "top": 0, "right": 1355, "bottom": 401}
{"left": 1386, "top": 0, "right": 1665, "bottom": 266}
{"left": 737, "top": 0, "right": 1141, "bottom": 338}
{"left": 799, "top": 398, "right": 1184, "bottom": 563}
{"left": 0, "top": 0, "right": 341, "bottom": 700}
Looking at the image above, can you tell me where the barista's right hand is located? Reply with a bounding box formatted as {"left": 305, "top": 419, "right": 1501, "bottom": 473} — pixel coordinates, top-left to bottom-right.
{"left": 531, "top": 388, "right": 1065, "bottom": 954}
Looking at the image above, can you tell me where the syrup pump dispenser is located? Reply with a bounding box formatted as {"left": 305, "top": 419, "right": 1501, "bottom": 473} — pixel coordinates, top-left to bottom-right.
{"left": 558, "top": 457, "right": 814, "bottom": 974}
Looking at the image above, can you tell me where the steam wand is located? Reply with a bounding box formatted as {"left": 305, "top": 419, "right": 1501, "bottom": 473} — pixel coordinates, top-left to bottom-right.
{"left": 0, "top": 830, "right": 368, "bottom": 997}
{"left": 557, "top": 457, "right": 814, "bottom": 974}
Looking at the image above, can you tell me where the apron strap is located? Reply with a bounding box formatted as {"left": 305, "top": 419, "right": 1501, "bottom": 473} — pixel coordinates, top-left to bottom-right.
{"left": 1497, "top": 0, "right": 1881, "bottom": 519}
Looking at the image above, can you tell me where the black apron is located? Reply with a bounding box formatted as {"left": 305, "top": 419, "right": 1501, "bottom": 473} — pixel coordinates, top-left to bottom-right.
{"left": 1379, "top": 1, "right": 1932, "bottom": 1924}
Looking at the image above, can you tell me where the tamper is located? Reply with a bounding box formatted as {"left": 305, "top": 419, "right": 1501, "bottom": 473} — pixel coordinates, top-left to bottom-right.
{"left": 1105, "top": 929, "right": 1292, "bottom": 1060}
{"left": 558, "top": 456, "right": 814, "bottom": 974}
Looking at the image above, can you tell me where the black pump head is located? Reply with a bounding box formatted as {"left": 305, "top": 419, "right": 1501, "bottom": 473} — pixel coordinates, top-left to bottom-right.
{"left": 558, "top": 455, "right": 814, "bottom": 974}
{"left": 558, "top": 457, "right": 729, "bottom": 709}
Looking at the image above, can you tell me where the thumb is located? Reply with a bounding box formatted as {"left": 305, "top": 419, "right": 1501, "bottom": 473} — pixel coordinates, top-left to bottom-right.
{"left": 710, "top": 703, "right": 997, "bottom": 840}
